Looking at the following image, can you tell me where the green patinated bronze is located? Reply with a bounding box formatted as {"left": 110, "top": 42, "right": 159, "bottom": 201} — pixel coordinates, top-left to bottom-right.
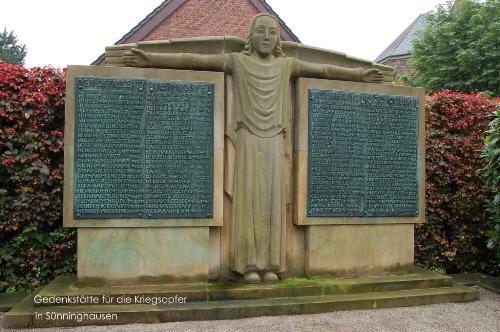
{"left": 74, "top": 77, "right": 213, "bottom": 219}
{"left": 307, "top": 89, "right": 419, "bottom": 217}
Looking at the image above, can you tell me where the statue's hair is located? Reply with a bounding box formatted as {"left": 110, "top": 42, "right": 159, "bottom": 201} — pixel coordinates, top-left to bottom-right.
{"left": 242, "top": 13, "right": 286, "bottom": 57}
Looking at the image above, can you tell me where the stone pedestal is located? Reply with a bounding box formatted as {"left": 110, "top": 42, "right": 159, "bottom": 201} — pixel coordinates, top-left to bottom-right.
{"left": 305, "top": 224, "right": 414, "bottom": 277}
{"left": 294, "top": 78, "right": 425, "bottom": 278}
{"left": 77, "top": 228, "right": 210, "bottom": 282}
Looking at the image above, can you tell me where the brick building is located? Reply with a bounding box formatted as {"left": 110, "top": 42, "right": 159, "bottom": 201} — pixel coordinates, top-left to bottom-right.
{"left": 374, "top": 14, "right": 427, "bottom": 76}
{"left": 93, "top": 0, "right": 299, "bottom": 65}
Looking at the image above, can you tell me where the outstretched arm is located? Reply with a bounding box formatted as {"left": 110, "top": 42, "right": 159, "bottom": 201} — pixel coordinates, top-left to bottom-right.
{"left": 292, "top": 58, "right": 384, "bottom": 83}
{"left": 123, "top": 48, "right": 228, "bottom": 72}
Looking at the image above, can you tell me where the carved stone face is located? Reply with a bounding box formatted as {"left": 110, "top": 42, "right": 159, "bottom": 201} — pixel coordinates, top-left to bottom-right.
{"left": 252, "top": 15, "right": 278, "bottom": 58}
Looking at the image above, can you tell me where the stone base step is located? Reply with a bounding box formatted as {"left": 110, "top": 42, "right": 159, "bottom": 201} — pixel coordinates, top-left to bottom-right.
{"left": 6, "top": 284, "right": 478, "bottom": 328}
{"left": 35, "top": 267, "right": 453, "bottom": 305}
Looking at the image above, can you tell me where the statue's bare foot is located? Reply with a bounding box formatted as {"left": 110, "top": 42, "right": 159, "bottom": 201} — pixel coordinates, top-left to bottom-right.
{"left": 244, "top": 271, "right": 261, "bottom": 284}
{"left": 262, "top": 271, "right": 278, "bottom": 283}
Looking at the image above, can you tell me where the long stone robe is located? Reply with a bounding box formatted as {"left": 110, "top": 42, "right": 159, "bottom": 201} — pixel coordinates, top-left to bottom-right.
{"left": 226, "top": 53, "right": 293, "bottom": 274}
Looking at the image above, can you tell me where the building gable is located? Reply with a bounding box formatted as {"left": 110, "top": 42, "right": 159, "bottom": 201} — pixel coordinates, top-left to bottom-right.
{"left": 374, "top": 13, "right": 427, "bottom": 64}
{"left": 92, "top": 0, "right": 299, "bottom": 65}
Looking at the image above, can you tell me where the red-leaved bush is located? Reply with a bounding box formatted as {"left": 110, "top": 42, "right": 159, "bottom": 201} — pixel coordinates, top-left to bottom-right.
{"left": 0, "top": 63, "right": 75, "bottom": 292}
{"left": 416, "top": 90, "right": 499, "bottom": 275}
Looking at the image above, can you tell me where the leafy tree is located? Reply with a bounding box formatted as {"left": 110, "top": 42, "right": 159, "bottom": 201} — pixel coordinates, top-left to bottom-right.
{"left": 406, "top": 0, "right": 500, "bottom": 96}
{"left": 0, "top": 28, "right": 27, "bottom": 65}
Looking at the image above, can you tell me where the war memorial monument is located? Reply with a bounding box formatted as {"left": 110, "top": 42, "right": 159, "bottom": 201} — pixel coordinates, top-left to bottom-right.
{"left": 5, "top": 14, "right": 478, "bottom": 328}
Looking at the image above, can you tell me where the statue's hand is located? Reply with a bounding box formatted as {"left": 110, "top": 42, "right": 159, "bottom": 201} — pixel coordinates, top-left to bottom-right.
{"left": 123, "top": 48, "right": 151, "bottom": 67}
{"left": 361, "top": 68, "right": 384, "bottom": 83}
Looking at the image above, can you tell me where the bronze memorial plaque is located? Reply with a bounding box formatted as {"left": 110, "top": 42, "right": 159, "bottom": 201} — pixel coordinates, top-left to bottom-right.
{"left": 308, "top": 89, "right": 419, "bottom": 217}
{"left": 74, "top": 77, "right": 213, "bottom": 219}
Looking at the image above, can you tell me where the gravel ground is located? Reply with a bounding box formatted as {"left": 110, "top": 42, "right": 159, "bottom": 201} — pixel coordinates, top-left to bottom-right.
{"left": 1, "top": 287, "right": 499, "bottom": 332}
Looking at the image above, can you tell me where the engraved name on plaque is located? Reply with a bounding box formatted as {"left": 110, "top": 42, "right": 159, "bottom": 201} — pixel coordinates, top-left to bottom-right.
{"left": 307, "top": 89, "right": 418, "bottom": 217}
{"left": 74, "top": 77, "right": 213, "bottom": 219}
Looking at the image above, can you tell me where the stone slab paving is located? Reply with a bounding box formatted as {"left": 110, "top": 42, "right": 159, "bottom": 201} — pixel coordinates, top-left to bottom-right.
{"left": 451, "top": 273, "right": 500, "bottom": 294}
{"left": 0, "top": 287, "right": 498, "bottom": 332}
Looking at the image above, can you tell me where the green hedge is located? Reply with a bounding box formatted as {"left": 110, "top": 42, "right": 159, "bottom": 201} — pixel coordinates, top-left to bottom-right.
{"left": 0, "top": 63, "right": 75, "bottom": 292}
{"left": 416, "top": 90, "right": 499, "bottom": 275}
{"left": 481, "top": 109, "right": 500, "bottom": 266}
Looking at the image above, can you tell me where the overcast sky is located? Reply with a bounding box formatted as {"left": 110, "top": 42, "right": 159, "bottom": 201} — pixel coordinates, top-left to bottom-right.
{"left": 0, "top": 0, "right": 446, "bottom": 68}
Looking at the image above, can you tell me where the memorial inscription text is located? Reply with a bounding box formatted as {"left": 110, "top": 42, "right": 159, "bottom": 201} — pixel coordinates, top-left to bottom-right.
{"left": 308, "top": 89, "right": 418, "bottom": 217}
{"left": 74, "top": 77, "right": 213, "bottom": 218}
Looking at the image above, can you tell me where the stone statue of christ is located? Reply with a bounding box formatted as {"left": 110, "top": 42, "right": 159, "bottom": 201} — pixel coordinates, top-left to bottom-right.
{"left": 124, "top": 13, "right": 384, "bottom": 283}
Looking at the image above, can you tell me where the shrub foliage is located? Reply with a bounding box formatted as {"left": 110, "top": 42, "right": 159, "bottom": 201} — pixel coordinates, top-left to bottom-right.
{"left": 481, "top": 109, "right": 500, "bottom": 265}
{"left": 416, "top": 90, "right": 499, "bottom": 275}
{"left": 0, "top": 63, "right": 75, "bottom": 292}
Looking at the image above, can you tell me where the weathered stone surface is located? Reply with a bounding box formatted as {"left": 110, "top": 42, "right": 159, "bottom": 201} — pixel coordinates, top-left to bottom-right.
{"left": 0, "top": 293, "right": 28, "bottom": 312}
{"left": 5, "top": 269, "right": 478, "bottom": 328}
{"left": 105, "top": 38, "right": 395, "bottom": 82}
{"left": 77, "top": 228, "right": 209, "bottom": 281}
{"left": 306, "top": 224, "right": 414, "bottom": 277}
